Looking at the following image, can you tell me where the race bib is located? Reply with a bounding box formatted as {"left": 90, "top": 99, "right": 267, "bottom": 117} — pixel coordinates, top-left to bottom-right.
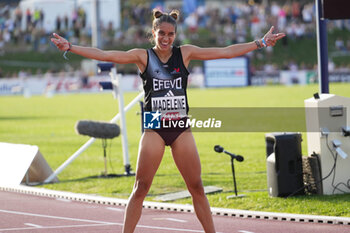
{"left": 151, "top": 89, "right": 187, "bottom": 120}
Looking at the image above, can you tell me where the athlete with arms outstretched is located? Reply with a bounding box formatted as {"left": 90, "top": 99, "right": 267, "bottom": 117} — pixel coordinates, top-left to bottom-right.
{"left": 51, "top": 9, "right": 285, "bottom": 233}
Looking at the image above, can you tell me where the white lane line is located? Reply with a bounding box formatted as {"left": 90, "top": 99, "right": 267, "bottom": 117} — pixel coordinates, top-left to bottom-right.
{"left": 0, "top": 223, "right": 120, "bottom": 232}
{"left": 55, "top": 198, "right": 71, "bottom": 202}
{"left": 238, "top": 230, "right": 255, "bottom": 233}
{"left": 0, "top": 209, "right": 211, "bottom": 233}
{"left": 106, "top": 207, "right": 124, "bottom": 212}
{"left": 0, "top": 209, "right": 113, "bottom": 224}
{"left": 137, "top": 224, "right": 204, "bottom": 232}
{"left": 24, "top": 223, "right": 42, "bottom": 228}
{"left": 0, "top": 223, "right": 207, "bottom": 233}
{"left": 153, "top": 217, "right": 187, "bottom": 223}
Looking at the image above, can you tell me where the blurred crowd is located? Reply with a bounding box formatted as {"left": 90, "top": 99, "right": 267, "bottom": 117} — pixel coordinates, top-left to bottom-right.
{"left": 1, "top": 1, "right": 350, "bottom": 77}
{"left": 0, "top": 1, "right": 320, "bottom": 49}
{"left": 0, "top": 4, "right": 88, "bottom": 53}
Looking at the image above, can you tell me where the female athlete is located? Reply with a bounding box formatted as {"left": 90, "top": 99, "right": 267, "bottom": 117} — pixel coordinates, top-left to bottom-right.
{"left": 51, "top": 9, "right": 285, "bottom": 233}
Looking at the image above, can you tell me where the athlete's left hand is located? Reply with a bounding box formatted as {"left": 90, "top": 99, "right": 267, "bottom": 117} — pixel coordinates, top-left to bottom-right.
{"left": 263, "top": 26, "right": 286, "bottom": 47}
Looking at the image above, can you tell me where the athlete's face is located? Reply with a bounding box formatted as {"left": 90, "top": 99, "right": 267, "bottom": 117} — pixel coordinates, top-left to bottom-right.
{"left": 153, "top": 22, "right": 176, "bottom": 51}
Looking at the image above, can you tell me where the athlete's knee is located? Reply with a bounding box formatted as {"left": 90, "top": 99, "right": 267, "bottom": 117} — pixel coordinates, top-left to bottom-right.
{"left": 187, "top": 179, "right": 205, "bottom": 197}
{"left": 132, "top": 179, "right": 151, "bottom": 199}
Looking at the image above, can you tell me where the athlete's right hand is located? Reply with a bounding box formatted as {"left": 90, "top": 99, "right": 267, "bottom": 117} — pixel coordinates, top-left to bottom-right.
{"left": 51, "top": 33, "right": 70, "bottom": 51}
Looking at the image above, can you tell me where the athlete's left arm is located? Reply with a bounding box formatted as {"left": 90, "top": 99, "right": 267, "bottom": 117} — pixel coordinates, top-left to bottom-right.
{"left": 182, "top": 26, "right": 285, "bottom": 64}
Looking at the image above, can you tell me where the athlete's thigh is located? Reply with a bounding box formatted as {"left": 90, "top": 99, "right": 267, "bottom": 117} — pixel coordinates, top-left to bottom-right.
{"left": 170, "top": 129, "right": 201, "bottom": 181}
{"left": 135, "top": 130, "right": 165, "bottom": 181}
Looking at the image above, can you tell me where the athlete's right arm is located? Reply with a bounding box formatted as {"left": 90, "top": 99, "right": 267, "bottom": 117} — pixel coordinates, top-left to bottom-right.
{"left": 51, "top": 33, "right": 145, "bottom": 65}
{"left": 69, "top": 45, "right": 143, "bottom": 64}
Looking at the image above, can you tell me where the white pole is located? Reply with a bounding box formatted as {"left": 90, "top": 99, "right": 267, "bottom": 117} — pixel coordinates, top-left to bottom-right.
{"left": 44, "top": 91, "right": 144, "bottom": 183}
{"left": 111, "top": 67, "right": 130, "bottom": 172}
{"left": 91, "top": 0, "right": 101, "bottom": 48}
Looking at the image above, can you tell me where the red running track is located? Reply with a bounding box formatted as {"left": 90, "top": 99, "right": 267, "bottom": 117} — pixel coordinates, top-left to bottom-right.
{"left": 0, "top": 190, "right": 349, "bottom": 233}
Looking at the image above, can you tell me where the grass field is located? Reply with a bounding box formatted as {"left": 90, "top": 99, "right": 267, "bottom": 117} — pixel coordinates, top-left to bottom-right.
{"left": 1, "top": 83, "right": 350, "bottom": 217}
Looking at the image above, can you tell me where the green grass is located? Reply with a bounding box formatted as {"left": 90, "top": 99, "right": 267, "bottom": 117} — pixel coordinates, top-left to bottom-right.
{"left": 1, "top": 83, "right": 350, "bottom": 217}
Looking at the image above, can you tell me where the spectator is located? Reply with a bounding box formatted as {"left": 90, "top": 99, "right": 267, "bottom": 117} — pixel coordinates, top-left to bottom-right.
{"left": 250, "top": 13, "right": 261, "bottom": 39}
{"left": 196, "top": 5, "right": 207, "bottom": 27}
{"left": 105, "top": 21, "right": 115, "bottom": 47}
{"left": 25, "top": 8, "right": 32, "bottom": 30}
{"left": 64, "top": 14, "right": 69, "bottom": 31}
{"left": 55, "top": 16, "right": 61, "bottom": 32}
{"left": 270, "top": 2, "right": 280, "bottom": 26}
{"left": 33, "top": 8, "right": 40, "bottom": 28}
{"left": 184, "top": 12, "right": 198, "bottom": 39}
{"left": 31, "top": 26, "right": 40, "bottom": 51}
{"left": 277, "top": 6, "right": 287, "bottom": 30}
{"left": 328, "top": 59, "right": 335, "bottom": 72}
{"left": 292, "top": 1, "right": 301, "bottom": 19}
{"left": 235, "top": 17, "right": 247, "bottom": 43}
{"left": 302, "top": 4, "right": 313, "bottom": 24}
{"left": 71, "top": 8, "right": 78, "bottom": 28}
{"left": 39, "top": 9, "right": 44, "bottom": 28}
{"left": 14, "top": 6, "right": 22, "bottom": 28}
{"left": 223, "top": 20, "right": 234, "bottom": 45}
{"left": 335, "top": 37, "right": 346, "bottom": 51}
{"left": 78, "top": 7, "right": 86, "bottom": 28}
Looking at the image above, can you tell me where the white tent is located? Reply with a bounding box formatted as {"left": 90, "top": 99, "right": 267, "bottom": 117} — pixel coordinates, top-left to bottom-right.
{"left": 19, "top": 0, "right": 121, "bottom": 32}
